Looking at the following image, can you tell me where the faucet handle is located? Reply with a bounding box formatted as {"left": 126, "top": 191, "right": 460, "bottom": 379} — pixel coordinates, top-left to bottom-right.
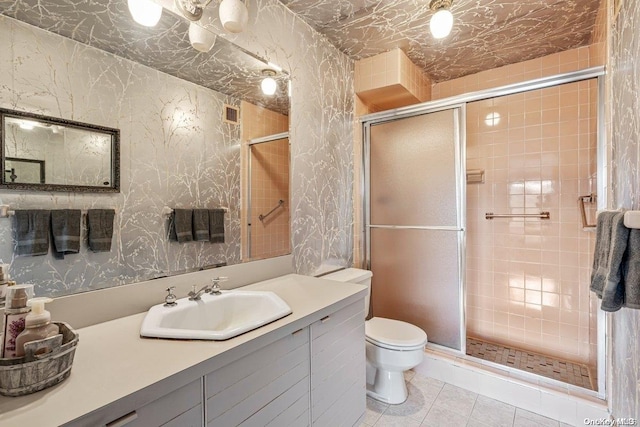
{"left": 210, "top": 277, "right": 225, "bottom": 295}
{"left": 164, "top": 287, "right": 177, "bottom": 307}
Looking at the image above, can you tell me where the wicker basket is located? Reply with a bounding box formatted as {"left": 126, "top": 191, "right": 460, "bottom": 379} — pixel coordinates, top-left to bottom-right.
{"left": 0, "top": 321, "right": 79, "bottom": 397}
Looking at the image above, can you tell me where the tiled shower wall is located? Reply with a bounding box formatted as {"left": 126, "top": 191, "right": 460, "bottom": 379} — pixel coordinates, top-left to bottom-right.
{"left": 240, "top": 101, "right": 289, "bottom": 261}
{"left": 433, "top": 46, "right": 602, "bottom": 368}
{"left": 249, "top": 139, "right": 290, "bottom": 259}
{"left": 465, "top": 80, "right": 597, "bottom": 367}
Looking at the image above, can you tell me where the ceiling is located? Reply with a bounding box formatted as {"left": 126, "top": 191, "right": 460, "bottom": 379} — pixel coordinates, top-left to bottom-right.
{"left": 0, "top": 0, "right": 601, "bottom": 106}
{"left": 0, "top": 0, "right": 290, "bottom": 115}
{"left": 277, "top": 0, "right": 602, "bottom": 82}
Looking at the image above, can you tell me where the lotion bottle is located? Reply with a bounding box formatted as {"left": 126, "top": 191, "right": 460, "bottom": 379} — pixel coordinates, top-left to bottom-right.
{"left": 1, "top": 284, "right": 34, "bottom": 358}
{"left": 15, "top": 297, "right": 59, "bottom": 358}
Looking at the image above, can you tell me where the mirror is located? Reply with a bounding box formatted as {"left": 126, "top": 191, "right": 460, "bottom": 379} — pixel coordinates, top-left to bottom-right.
{"left": 0, "top": 109, "right": 120, "bottom": 192}
{"left": 0, "top": 1, "right": 291, "bottom": 299}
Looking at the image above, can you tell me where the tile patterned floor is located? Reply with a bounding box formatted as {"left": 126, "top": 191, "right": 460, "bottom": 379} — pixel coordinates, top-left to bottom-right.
{"left": 361, "top": 371, "right": 573, "bottom": 427}
{"left": 466, "top": 338, "right": 594, "bottom": 390}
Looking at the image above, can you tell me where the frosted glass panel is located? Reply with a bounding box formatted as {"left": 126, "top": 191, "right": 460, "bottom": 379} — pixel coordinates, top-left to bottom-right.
{"left": 370, "top": 228, "right": 461, "bottom": 350}
{"left": 370, "top": 109, "right": 458, "bottom": 226}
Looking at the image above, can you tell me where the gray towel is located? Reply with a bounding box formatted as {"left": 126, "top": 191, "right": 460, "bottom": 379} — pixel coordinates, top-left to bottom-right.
{"left": 590, "top": 211, "right": 617, "bottom": 298}
{"left": 87, "top": 209, "right": 115, "bottom": 252}
{"left": 51, "top": 209, "right": 81, "bottom": 254}
{"left": 624, "top": 229, "right": 640, "bottom": 309}
{"left": 208, "top": 209, "right": 225, "bottom": 243}
{"left": 601, "top": 212, "right": 629, "bottom": 312}
{"left": 193, "top": 209, "right": 210, "bottom": 241}
{"left": 172, "top": 209, "right": 193, "bottom": 243}
{"left": 14, "top": 210, "right": 51, "bottom": 256}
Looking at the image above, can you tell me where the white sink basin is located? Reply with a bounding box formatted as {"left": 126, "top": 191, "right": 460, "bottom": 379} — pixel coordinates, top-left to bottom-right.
{"left": 140, "top": 290, "right": 292, "bottom": 340}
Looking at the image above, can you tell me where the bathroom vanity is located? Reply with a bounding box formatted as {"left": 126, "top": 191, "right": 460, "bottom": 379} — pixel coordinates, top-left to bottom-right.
{"left": 0, "top": 274, "right": 367, "bottom": 426}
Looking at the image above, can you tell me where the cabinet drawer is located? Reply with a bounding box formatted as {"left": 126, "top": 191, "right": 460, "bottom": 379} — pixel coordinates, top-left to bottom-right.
{"left": 311, "top": 301, "right": 363, "bottom": 341}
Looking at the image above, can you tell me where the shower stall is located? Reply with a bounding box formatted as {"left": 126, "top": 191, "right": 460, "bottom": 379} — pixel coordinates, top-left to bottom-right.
{"left": 361, "top": 67, "right": 605, "bottom": 395}
{"left": 246, "top": 132, "right": 290, "bottom": 261}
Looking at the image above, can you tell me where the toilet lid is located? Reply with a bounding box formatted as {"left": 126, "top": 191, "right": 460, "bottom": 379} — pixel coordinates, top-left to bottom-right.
{"left": 365, "top": 317, "right": 427, "bottom": 350}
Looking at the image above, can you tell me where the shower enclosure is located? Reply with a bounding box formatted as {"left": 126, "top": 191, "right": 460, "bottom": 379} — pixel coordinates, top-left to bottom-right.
{"left": 246, "top": 133, "right": 290, "bottom": 260}
{"left": 361, "top": 67, "right": 605, "bottom": 395}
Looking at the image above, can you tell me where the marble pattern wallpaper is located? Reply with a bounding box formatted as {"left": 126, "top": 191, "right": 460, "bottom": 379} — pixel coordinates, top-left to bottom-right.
{"left": 0, "top": 0, "right": 354, "bottom": 296}
{"left": 278, "top": 0, "right": 602, "bottom": 82}
{"left": 0, "top": 0, "right": 289, "bottom": 115}
{"left": 609, "top": 0, "right": 640, "bottom": 419}
{"left": 0, "top": 15, "right": 242, "bottom": 296}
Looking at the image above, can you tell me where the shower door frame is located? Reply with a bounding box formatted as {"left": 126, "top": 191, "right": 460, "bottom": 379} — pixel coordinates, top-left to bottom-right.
{"left": 360, "top": 66, "right": 607, "bottom": 399}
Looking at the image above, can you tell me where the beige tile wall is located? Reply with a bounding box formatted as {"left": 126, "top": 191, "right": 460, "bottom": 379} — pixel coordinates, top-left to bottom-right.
{"left": 240, "top": 101, "right": 290, "bottom": 260}
{"left": 463, "top": 79, "right": 598, "bottom": 367}
{"left": 432, "top": 46, "right": 593, "bottom": 100}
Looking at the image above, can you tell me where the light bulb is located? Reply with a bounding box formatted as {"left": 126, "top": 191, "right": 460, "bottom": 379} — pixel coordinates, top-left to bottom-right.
{"left": 128, "top": 0, "right": 163, "bottom": 27}
{"left": 189, "top": 23, "right": 216, "bottom": 53}
{"left": 430, "top": 8, "right": 453, "bottom": 39}
{"left": 261, "top": 77, "right": 277, "bottom": 96}
{"left": 19, "top": 120, "right": 36, "bottom": 130}
{"left": 219, "top": 0, "right": 248, "bottom": 33}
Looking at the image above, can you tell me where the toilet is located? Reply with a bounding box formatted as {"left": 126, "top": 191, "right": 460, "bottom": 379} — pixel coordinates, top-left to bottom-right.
{"left": 321, "top": 268, "right": 427, "bottom": 404}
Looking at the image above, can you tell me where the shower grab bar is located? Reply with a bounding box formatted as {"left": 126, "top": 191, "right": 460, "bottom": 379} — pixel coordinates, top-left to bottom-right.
{"left": 485, "top": 212, "right": 550, "bottom": 220}
{"left": 579, "top": 193, "right": 597, "bottom": 228}
{"left": 259, "top": 199, "right": 284, "bottom": 222}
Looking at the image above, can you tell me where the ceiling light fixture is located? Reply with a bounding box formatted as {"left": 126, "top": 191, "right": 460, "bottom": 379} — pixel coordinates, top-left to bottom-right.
{"left": 128, "top": 0, "right": 163, "bottom": 27}
{"left": 261, "top": 70, "right": 277, "bottom": 96}
{"left": 219, "top": 0, "right": 249, "bottom": 34}
{"left": 174, "top": 0, "right": 212, "bottom": 21}
{"left": 429, "top": 0, "right": 454, "bottom": 39}
{"left": 188, "top": 22, "right": 217, "bottom": 52}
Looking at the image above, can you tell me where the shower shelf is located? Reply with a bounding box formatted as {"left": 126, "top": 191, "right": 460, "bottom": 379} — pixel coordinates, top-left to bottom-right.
{"left": 485, "top": 212, "right": 550, "bottom": 220}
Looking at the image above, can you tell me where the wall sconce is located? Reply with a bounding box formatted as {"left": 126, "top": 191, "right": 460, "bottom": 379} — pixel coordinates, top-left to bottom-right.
{"left": 429, "top": 0, "right": 454, "bottom": 39}
{"left": 128, "top": 0, "right": 163, "bottom": 27}
{"left": 261, "top": 70, "right": 277, "bottom": 96}
{"left": 175, "top": 0, "right": 212, "bottom": 21}
{"left": 188, "top": 22, "right": 217, "bottom": 52}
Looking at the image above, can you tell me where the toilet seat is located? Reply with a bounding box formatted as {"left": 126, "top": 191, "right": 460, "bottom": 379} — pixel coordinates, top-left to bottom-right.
{"left": 365, "top": 317, "right": 427, "bottom": 351}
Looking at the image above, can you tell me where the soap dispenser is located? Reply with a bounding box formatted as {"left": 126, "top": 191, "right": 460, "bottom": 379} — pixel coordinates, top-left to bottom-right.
{"left": 1, "top": 284, "right": 34, "bottom": 358}
{"left": 15, "top": 297, "right": 59, "bottom": 358}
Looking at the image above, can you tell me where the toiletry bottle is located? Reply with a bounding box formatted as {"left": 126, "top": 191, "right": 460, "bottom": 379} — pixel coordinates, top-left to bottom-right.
{"left": 15, "top": 297, "right": 59, "bottom": 358}
{"left": 0, "top": 264, "right": 9, "bottom": 301}
{"left": 1, "top": 284, "right": 34, "bottom": 358}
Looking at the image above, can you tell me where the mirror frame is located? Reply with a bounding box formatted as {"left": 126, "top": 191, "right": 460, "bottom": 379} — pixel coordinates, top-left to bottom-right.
{"left": 0, "top": 108, "right": 120, "bottom": 193}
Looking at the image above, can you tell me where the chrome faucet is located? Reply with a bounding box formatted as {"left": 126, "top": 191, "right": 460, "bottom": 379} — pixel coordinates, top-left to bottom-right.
{"left": 188, "top": 277, "right": 227, "bottom": 300}
{"left": 188, "top": 284, "right": 212, "bottom": 301}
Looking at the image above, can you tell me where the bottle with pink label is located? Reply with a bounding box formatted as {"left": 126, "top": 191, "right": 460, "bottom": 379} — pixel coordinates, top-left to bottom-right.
{"left": 1, "top": 284, "right": 34, "bottom": 358}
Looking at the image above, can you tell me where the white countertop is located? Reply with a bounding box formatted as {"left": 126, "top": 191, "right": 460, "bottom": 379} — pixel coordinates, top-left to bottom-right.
{"left": 0, "top": 274, "right": 366, "bottom": 426}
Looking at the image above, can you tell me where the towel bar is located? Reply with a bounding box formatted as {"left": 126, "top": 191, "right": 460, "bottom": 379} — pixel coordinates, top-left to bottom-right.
{"left": 259, "top": 200, "right": 285, "bottom": 222}
{"left": 485, "top": 212, "right": 550, "bottom": 220}
{"left": 0, "top": 205, "right": 118, "bottom": 218}
{"left": 162, "top": 206, "right": 229, "bottom": 217}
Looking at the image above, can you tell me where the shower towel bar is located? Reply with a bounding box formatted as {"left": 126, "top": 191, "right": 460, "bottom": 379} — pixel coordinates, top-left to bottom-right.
{"left": 162, "top": 206, "right": 229, "bottom": 217}
{"left": 579, "top": 193, "right": 597, "bottom": 228}
{"left": 259, "top": 200, "right": 285, "bottom": 222}
{"left": 485, "top": 212, "right": 550, "bottom": 220}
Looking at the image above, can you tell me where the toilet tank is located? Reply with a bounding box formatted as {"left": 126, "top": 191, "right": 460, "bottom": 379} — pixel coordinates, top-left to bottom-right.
{"left": 320, "top": 268, "right": 372, "bottom": 319}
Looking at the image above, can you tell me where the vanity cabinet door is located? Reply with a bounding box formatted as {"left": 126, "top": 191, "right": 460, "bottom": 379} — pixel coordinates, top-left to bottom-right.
{"left": 310, "top": 300, "right": 366, "bottom": 427}
{"left": 66, "top": 378, "right": 203, "bottom": 427}
{"left": 205, "top": 327, "right": 310, "bottom": 426}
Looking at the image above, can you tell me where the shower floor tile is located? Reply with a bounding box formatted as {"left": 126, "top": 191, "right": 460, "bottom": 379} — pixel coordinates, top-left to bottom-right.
{"left": 466, "top": 337, "right": 594, "bottom": 390}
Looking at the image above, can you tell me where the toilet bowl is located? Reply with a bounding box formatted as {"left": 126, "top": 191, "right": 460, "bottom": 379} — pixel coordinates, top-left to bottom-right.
{"left": 320, "top": 268, "right": 427, "bottom": 404}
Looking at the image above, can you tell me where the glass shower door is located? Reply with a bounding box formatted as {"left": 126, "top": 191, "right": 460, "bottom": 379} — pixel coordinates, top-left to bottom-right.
{"left": 366, "top": 107, "right": 464, "bottom": 350}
